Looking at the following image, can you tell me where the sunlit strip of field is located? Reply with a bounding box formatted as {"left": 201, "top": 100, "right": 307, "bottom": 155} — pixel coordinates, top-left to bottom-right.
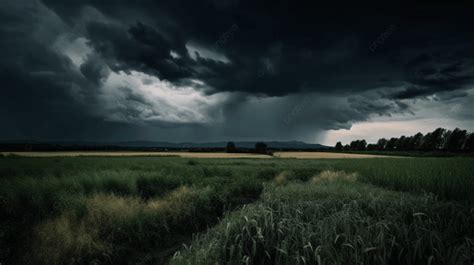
{"left": 273, "top": 151, "right": 398, "bottom": 159}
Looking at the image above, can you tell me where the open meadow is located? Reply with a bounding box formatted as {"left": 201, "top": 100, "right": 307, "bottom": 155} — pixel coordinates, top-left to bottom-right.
{"left": 1, "top": 155, "right": 473, "bottom": 264}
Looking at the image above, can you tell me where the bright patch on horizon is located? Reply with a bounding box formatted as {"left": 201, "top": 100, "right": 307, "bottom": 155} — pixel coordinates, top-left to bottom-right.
{"left": 322, "top": 117, "right": 474, "bottom": 146}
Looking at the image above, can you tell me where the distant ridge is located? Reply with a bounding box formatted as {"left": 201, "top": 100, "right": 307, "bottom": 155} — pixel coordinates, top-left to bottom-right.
{"left": 0, "top": 140, "right": 330, "bottom": 150}
{"left": 114, "top": 140, "right": 330, "bottom": 149}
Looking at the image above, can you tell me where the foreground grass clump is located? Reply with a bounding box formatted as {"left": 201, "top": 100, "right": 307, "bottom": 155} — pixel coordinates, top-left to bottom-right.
{"left": 172, "top": 175, "right": 474, "bottom": 265}
{"left": 0, "top": 157, "right": 277, "bottom": 264}
{"left": 32, "top": 186, "right": 214, "bottom": 264}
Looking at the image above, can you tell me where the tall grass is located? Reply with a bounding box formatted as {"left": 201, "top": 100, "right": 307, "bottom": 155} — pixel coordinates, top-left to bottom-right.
{"left": 328, "top": 158, "right": 474, "bottom": 202}
{"left": 31, "top": 186, "right": 216, "bottom": 264}
{"left": 1, "top": 156, "right": 473, "bottom": 264}
{"left": 0, "top": 157, "right": 277, "bottom": 264}
{"left": 172, "top": 176, "right": 474, "bottom": 265}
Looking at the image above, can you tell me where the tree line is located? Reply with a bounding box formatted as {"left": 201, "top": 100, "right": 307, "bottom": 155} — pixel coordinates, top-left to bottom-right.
{"left": 335, "top": 128, "right": 474, "bottom": 152}
{"left": 226, "top": 141, "right": 270, "bottom": 154}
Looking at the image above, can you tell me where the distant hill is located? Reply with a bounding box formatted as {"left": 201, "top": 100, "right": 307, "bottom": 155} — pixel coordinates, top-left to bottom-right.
{"left": 96, "top": 141, "right": 331, "bottom": 149}
{"left": 75, "top": 140, "right": 330, "bottom": 149}
{"left": 0, "top": 140, "right": 331, "bottom": 151}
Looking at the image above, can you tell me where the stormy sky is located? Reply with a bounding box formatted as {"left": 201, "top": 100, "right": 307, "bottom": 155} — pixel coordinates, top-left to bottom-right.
{"left": 1, "top": 0, "right": 473, "bottom": 144}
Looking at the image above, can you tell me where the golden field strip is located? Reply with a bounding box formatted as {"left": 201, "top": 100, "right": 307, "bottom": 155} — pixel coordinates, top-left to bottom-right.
{"left": 1, "top": 151, "right": 394, "bottom": 159}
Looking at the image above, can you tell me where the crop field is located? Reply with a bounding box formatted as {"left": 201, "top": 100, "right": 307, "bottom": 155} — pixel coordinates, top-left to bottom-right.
{"left": 0, "top": 151, "right": 394, "bottom": 159}
{"left": 1, "top": 155, "right": 473, "bottom": 264}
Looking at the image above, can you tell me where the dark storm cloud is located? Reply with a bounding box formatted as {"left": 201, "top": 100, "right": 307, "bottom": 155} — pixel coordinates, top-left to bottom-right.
{"left": 391, "top": 51, "right": 474, "bottom": 99}
{"left": 40, "top": 0, "right": 474, "bottom": 97}
{"left": 80, "top": 54, "right": 110, "bottom": 84}
{"left": 84, "top": 21, "right": 193, "bottom": 81}
{"left": 1, "top": 0, "right": 474, "bottom": 142}
{"left": 0, "top": 0, "right": 117, "bottom": 140}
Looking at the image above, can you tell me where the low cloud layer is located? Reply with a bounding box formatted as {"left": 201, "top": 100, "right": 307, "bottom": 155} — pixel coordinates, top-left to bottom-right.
{"left": 1, "top": 0, "right": 473, "bottom": 143}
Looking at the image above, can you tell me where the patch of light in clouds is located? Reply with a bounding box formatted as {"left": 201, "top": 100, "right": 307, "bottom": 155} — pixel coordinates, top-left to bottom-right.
{"left": 186, "top": 42, "right": 230, "bottom": 63}
{"left": 50, "top": 34, "right": 233, "bottom": 125}
{"left": 170, "top": 50, "right": 181, "bottom": 59}
{"left": 53, "top": 36, "right": 92, "bottom": 67}
{"left": 100, "top": 70, "right": 230, "bottom": 124}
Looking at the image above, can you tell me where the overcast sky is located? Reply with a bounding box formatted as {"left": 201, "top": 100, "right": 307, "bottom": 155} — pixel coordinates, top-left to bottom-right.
{"left": 1, "top": 0, "right": 473, "bottom": 145}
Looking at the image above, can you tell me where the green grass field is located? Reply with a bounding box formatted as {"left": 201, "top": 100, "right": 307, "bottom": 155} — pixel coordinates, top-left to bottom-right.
{"left": 0, "top": 156, "right": 473, "bottom": 264}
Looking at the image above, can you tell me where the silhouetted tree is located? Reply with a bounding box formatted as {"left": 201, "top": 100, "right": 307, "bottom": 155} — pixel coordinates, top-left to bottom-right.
{"left": 421, "top": 128, "right": 446, "bottom": 151}
{"left": 376, "top": 138, "right": 388, "bottom": 151}
{"left": 255, "top": 142, "right": 267, "bottom": 154}
{"left": 386, "top": 138, "right": 398, "bottom": 150}
{"left": 226, "top": 142, "right": 236, "bottom": 153}
{"left": 444, "top": 128, "right": 467, "bottom": 152}
{"left": 348, "top": 140, "right": 367, "bottom": 151}
{"left": 443, "top": 130, "right": 452, "bottom": 149}
{"left": 358, "top": 140, "right": 367, "bottom": 151}
{"left": 420, "top": 132, "right": 432, "bottom": 151}
{"left": 335, "top": 142, "right": 343, "bottom": 151}
{"left": 395, "top": 136, "right": 406, "bottom": 150}
{"left": 433, "top": 128, "right": 447, "bottom": 150}
{"left": 349, "top": 140, "right": 358, "bottom": 151}
{"left": 335, "top": 127, "right": 473, "bottom": 153}
{"left": 409, "top": 132, "right": 424, "bottom": 151}
{"left": 404, "top": 136, "right": 414, "bottom": 150}
{"left": 463, "top": 133, "right": 474, "bottom": 152}
{"left": 367, "top": 144, "right": 378, "bottom": 151}
{"left": 395, "top": 136, "right": 413, "bottom": 151}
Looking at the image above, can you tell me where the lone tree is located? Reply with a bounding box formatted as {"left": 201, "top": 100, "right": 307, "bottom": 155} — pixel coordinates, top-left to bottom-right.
{"left": 335, "top": 141, "right": 343, "bottom": 151}
{"left": 226, "top": 142, "right": 236, "bottom": 153}
{"left": 255, "top": 142, "right": 267, "bottom": 154}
